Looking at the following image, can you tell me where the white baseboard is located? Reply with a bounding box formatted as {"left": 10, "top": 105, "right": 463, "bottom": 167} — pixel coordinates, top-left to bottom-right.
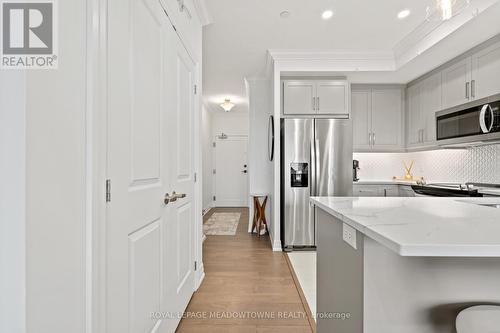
{"left": 272, "top": 239, "right": 282, "bottom": 252}
{"left": 195, "top": 263, "right": 205, "bottom": 290}
{"left": 202, "top": 203, "right": 214, "bottom": 216}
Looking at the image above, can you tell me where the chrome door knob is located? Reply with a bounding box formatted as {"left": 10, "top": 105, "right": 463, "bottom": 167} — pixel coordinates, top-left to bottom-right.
{"left": 164, "top": 191, "right": 187, "bottom": 205}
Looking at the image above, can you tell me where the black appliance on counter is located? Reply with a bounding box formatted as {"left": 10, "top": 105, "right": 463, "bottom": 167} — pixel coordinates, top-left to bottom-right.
{"left": 353, "top": 160, "right": 360, "bottom": 182}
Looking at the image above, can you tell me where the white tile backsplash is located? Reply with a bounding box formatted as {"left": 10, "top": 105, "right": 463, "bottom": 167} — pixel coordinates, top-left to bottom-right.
{"left": 354, "top": 144, "right": 500, "bottom": 184}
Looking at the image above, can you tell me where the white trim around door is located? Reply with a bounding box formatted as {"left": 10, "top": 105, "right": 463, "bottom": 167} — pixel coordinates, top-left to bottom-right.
{"left": 213, "top": 135, "right": 249, "bottom": 208}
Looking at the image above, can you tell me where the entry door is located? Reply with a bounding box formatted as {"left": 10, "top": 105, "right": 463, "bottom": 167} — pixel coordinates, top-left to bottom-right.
{"left": 107, "top": 0, "right": 195, "bottom": 331}
{"left": 214, "top": 136, "right": 248, "bottom": 207}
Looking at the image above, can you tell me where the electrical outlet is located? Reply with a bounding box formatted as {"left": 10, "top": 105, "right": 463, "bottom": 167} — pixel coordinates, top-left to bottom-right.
{"left": 343, "top": 223, "right": 357, "bottom": 250}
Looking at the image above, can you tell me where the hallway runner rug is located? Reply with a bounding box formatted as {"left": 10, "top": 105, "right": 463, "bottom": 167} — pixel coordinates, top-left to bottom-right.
{"left": 203, "top": 212, "right": 241, "bottom": 235}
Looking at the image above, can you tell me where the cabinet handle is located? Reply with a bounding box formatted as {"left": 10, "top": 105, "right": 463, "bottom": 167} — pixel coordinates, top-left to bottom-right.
{"left": 471, "top": 80, "right": 476, "bottom": 99}
{"left": 312, "top": 97, "right": 315, "bottom": 111}
{"left": 369, "top": 133, "right": 372, "bottom": 146}
{"left": 466, "top": 82, "right": 470, "bottom": 99}
{"left": 373, "top": 133, "right": 375, "bottom": 146}
{"left": 317, "top": 97, "right": 320, "bottom": 111}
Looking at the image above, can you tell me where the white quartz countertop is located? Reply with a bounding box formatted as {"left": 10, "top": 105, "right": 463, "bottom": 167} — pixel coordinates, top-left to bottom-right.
{"left": 310, "top": 197, "right": 500, "bottom": 257}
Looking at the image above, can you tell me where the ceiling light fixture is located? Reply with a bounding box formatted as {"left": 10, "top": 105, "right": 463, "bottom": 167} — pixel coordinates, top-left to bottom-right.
{"left": 280, "top": 10, "right": 290, "bottom": 18}
{"left": 426, "top": 0, "right": 471, "bottom": 21}
{"left": 220, "top": 99, "right": 235, "bottom": 112}
{"left": 397, "top": 9, "right": 411, "bottom": 19}
{"left": 321, "top": 10, "right": 333, "bottom": 20}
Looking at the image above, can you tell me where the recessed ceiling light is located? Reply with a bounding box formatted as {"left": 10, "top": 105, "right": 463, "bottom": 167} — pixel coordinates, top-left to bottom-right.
{"left": 280, "top": 10, "right": 291, "bottom": 18}
{"left": 397, "top": 9, "right": 411, "bottom": 19}
{"left": 322, "top": 10, "right": 334, "bottom": 20}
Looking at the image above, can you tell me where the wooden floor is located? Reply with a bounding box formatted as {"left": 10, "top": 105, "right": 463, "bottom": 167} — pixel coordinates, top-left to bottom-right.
{"left": 177, "top": 207, "right": 314, "bottom": 333}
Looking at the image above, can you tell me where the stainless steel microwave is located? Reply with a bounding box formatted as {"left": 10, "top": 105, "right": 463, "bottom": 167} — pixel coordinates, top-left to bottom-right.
{"left": 436, "top": 94, "right": 500, "bottom": 147}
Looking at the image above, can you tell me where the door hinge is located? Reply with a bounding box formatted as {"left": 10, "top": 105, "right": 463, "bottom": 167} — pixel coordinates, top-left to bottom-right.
{"left": 105, "top": 179, "right": 111, "bottom": 202}
{"left": 194, "top": 85, "right": 197, "bottom": 94}
{"left": 194, "top": 172, "right": 197, "bottom": 182}
{"left": 213, "top": 142, "right": 216, "bottom": 148}
{"left": 213, "top": 169, "right": 216, "bottom": 175}
{"left": 194, "top": 261, "right": 197, "bottom": 271}
{"left": 213, "top": 195, "right": 216, "bottom": 201}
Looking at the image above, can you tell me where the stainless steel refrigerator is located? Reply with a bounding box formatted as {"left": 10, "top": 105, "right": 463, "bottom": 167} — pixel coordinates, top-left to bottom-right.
{"left": 281, "top": 118, "right": 353, "bottom": 251}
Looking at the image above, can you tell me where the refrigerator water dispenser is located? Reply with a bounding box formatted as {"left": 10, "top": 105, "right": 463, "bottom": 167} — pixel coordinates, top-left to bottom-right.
{"left": 290, "top": 163, "right": 308, "bottom": 187}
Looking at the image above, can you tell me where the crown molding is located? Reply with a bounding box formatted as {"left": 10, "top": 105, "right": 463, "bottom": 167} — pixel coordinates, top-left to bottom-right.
{"left": 192, "top": 0, "right": 212, "bottom": 26}
{"left": 268, "top": 49, "right": 395, "bottom": 72}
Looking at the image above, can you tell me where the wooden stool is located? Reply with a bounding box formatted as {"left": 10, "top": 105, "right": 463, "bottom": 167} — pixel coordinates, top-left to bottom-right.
{"left": 251, "top": 194, "right": 268, "bottom": 237}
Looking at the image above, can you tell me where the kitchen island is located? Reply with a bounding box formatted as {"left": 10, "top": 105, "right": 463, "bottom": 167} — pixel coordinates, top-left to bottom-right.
{"left": 311, "top": 197, "right": 500, "bottom": 333}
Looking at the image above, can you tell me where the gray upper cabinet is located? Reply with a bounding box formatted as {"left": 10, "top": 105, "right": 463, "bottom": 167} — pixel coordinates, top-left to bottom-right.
{"left": 441, "top": 58, "right": 471, "bottom": 110}
{"left": 283, "top": 81, "right": 316, "bottom": 115}
{"left": 283, "top": 80, "right": 349, "bottom": 116}
{"left": 352, "top": 86, "right": 403, "bottom": 152}
{"left": 471, "top": 41, "right": 500, "bottom": 100}
{"left": 441, "top": 40, "right": 500, "bottom": 110}
{"left": 352, "top": 90, "right": 372, "bottom": 150}
{"left": 407, "top": 83, "right": 422, "bottom": 147}
{"left": 316, "top": 81, "right": 350, "bottom": 115}
{"left": 420, "top": 72, "right": 441, "bottom": 144}
{"left": 406, "top": 39, "right": 500, "bottom": 150}
{"left": 406, "top": 72, "right": 441, "bottom": 148}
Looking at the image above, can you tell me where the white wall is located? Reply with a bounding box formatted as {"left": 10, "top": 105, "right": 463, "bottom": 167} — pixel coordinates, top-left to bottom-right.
{"left": 247, "top": 78, "right": 275, "bottom": 245}
{"left": 211, "top": 111, "right": 249, "bottom": 137}
{"left": 25, "top": 0, "right": 87, "bottom": 332}
{"left": 354, "top": 145, "right": 500, "bottom": 183}
{"left": 0, "top": 71, "right": 26, "bottom": 333}
{"left": 201, "top": 106, "right": 213, "bottom": 211}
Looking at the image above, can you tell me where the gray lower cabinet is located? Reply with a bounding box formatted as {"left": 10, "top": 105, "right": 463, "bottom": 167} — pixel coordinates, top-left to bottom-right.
{"left": 316, "top": 205, "right": 500, "bottom": 333}
{"left": 353, "top": 184, "right": 411, "bottom": 197}
{"left": 317, "top": 207, "right": 363, "bottom": 333}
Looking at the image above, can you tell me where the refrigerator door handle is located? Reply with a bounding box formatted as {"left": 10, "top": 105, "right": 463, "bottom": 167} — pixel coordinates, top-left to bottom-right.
{"left": 310, "top": 134, "right": 316, "bottom": 196}
{"left": 315, "top": 138, "right": 320, "bottom": 196}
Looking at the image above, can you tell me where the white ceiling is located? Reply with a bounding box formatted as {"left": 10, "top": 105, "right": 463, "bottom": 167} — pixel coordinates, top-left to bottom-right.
{"left": 202, "top": 0, "right": 499, "bottom": 113}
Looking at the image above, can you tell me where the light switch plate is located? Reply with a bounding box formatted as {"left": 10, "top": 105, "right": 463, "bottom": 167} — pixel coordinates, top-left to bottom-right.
{"left": 343, "top": 223, "right": 357, "bottom": 250}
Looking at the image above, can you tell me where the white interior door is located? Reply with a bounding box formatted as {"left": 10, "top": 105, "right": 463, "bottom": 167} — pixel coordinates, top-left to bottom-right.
{"left": 214, "top": 136, "right": 248, "bottom": 207}
{"left": 163, "top": 28, "right": 196, "bottom": 332}
{"left": 107, "top": 0, "right": 195, "bottom": 331}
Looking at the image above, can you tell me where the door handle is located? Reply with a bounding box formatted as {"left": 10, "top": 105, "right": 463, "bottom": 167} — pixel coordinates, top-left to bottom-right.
{"left": 164, "top": 191, "right": 187, "bottom": 205}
